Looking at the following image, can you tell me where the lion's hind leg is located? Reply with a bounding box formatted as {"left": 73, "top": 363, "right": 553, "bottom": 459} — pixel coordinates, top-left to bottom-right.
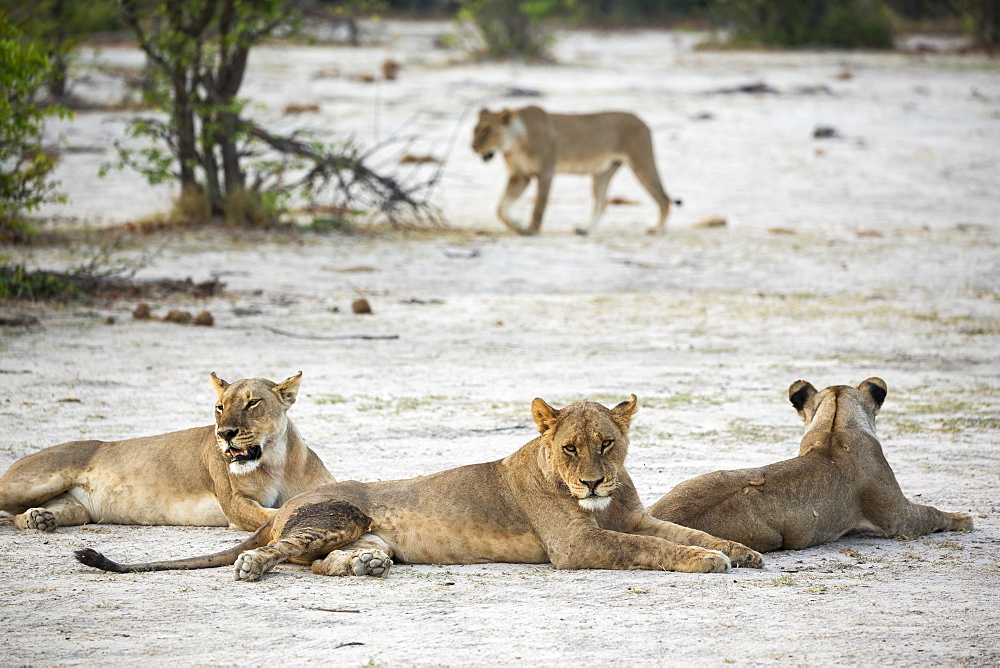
{"left": 311, "top": 533, "right": 394, "bottom": 578}
{"left": 14, "top": 492, "right": 91, "bottom": 532}
{"left": 234, "top": 500, "right": 372, "bottom": 582}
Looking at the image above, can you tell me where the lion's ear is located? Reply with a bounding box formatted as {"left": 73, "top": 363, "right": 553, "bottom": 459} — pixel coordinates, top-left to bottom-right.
{"left": 858, "top": 377, "right": 887, "bottom": 414}
{"left": 479, "top": 108, "right": 490, "bottom": 119}
{"left": 531, "top": 398, "right": 560, "bottom": 434}
{"left": 499, "top": 109, "right": 513, "bottom": 125}
{"left": 210, "top": 372, "right": 229, "bottom": 395}
{"left": 272, "top": 371, "right": 303, "bottom": 408}
{"left": 610, "top": 394, "right": 638, "bottom": 433}
{"left": 788, "top": 380, "right": 817, "bottom": 422}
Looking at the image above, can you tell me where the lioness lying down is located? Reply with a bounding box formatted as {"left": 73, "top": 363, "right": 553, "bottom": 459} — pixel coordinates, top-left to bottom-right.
{"left": 648, "top": 378, "right": 973, "bottom": 552}
{"left": 75, "top": 395, "right": 763, "bottom": 581}
{"left": 0, "top": 372, "right": 334, "bottom": 532}
{"left": 472, "top": 106, "right": 679, "bottom": 236}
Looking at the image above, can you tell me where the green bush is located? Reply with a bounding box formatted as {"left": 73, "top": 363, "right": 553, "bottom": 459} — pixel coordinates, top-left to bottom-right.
{"left": 958, "top": 0, "right": 1000, "bottom": 48}
{"left": 0, "top": 17, "right": 71, "bottom": 241}
{"left": 714, "top": 0, "right": 895, "bottom": 49}
{"left": 0, "top": 264, "right": 75, "bottom": 301}
{"left": 458, "top": 0, "right": 575, "bottom": 59}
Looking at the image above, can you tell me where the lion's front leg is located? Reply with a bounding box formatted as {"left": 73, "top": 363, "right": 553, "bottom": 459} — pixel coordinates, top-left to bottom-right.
{"left": 633, "top": 514, "right": 765, "bottom": 569}
{"left": 225, "top": 504, "right": 277, "bottom": 532}
{"left": 545, "top": 525, "right": 730, "bottom": 573}
{"left": 526, "top": 172, "right": 553, "bottom": 235}
{"left": 497, "top": 173, "right": 531, "bottom": 234}
{"left": 218, "top": 492, "right": 279, "bottom": 532}
{"left": 881, "top": 501, "right": 975, "bottom": 539}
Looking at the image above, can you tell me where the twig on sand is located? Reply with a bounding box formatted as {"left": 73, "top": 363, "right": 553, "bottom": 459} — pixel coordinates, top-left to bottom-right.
{"left": 261, "top": 326, "right": 399, "bottom": 341}
{"left": 470, "top": 425, "right": 530, "bottom": 433}
{"left": 310, "top": 608, "right": 362, "bottom": 615}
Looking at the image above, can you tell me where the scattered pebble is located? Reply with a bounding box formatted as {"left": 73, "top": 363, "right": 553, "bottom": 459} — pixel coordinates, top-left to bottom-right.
{"left": 695, "top": 216, "right": 727, "bottom": 228}
{"left": 193, "top": 311, "right": 214, "bottom": 326}
{"left": 382, "top": 59, "right": 399, "bottom": 81}
{"left": 163, "top": 309, "right": 193, "bottom": 324}
{"left": 813, "top": 125, "right": 841, "bottom": 139}
{"left": 352, "top": 298, "right": 372, "bottom": 315}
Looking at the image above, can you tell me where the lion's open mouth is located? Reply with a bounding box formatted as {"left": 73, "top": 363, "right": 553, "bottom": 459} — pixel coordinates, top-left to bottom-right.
{"left": 228, "top": 445, "right": 262, "bottom": 464}
{"left": 481, "top": 151, "right": 494, "bottom": 162}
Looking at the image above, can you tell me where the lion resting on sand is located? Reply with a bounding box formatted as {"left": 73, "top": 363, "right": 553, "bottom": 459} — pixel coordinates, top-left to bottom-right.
{"left": 1, "top": 372, "right": 334, "bottom": 532}
{"left": 471, "top": 106, "right": 678, "bottom": 236}
{"left": 75, "top": 395, "right": 763, "bottom": 581}
{"left": 648, "top": 378, "right": 973, "bottom": 552}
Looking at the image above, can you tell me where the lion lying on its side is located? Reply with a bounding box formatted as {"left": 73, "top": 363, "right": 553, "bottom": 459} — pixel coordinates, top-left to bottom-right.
{"left": 75, "top": 395, "right": 763, "bottom": 581}
{"left": 648, "top": 378, "right": 973, "bottom": 552}
{"left": 0, "top": 372, "right": 334, "bottom": 532}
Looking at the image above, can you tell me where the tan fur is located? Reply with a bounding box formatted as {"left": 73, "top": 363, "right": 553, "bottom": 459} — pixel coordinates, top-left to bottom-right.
{"left": 649, "top": 378, "right": 974, "bottom": 552}
{"left": 74, "top": 396, "right": 763, "bottom": 581}
{"left": 1, "top": 372, "right": 334, "bottom": 532}
{"left": 471, "top": 106, "right": 675, "bottom": 235}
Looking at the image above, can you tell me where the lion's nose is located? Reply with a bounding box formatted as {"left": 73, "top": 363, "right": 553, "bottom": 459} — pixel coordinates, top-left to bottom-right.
{"left": 580, "top": 478, "right": 604, "bottom": 491}
{"left": 217, "top": 428, "right": 238, "bottom": 443}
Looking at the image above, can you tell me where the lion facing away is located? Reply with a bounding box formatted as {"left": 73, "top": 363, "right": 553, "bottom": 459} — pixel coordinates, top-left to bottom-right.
{"left": 0, "top": 372, "right": 334, "bottom": 533}
{"left": 648, "top": 378, "right": 973, "bottom": 552}
{"left": 471, "top": 106, "right": 678, "bottom": 236}
{"left": 75, "top": 395, "right": 763, "bottom": 581}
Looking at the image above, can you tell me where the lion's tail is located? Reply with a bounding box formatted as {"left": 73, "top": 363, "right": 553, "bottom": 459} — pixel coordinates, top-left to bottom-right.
{"left": 74, "top": 521, "right": 273, "bottom": 574}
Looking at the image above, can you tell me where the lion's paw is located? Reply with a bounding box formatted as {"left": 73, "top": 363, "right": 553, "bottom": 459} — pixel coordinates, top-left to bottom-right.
{"left": 686, "top": 549, "right": 730, "bottom": 574}
{"left": 233, "top": 550, "right": 269, "bottom": 582}
{"left": 726, "top": 543, "right": 765, "bottom": 569}
{"left": 349, "top": 550, "right": 392, "bottom": 578}
{"left": 952, "top": 512, "right": 974, "bottom": 531}
{"left": 15, "top": 508, "right": 58, "bottom": 532}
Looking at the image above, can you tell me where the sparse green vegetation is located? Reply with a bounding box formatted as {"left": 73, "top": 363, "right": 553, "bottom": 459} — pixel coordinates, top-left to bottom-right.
{"left": 313, "top": 394, "right": 349, "bottom": 405}
{"left": 0, "top": 16, "right": 71, "bottom": 241}
{"left": 709, "top": 0, "right": 895, "bottom": 49}
{"left": 726, "top": 417, "right": 799, "bottom": 444}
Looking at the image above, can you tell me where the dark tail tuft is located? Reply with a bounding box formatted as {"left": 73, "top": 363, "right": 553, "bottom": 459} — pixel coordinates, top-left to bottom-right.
{"left": 74, "top": 547, "right": 129, "bottom": 573}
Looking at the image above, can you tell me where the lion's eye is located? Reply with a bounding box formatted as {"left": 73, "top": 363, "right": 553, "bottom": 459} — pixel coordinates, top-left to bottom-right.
{"left": 562, "top": 445, "right": 577, "bottom": 455}
{"left": 600, "top": 439, "right": 614, "bottom": 453}
{"left": 246, "top": 398, "right": 261, "bottom": 409}
{"left": 215, "top": 404, "right": 223, "bottom": 413}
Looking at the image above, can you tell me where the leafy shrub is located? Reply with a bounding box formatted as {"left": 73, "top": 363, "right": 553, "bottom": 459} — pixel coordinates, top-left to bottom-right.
{"left": 713, "top": 0, "right": 895, "bottom": 49}
{"left": 0, "top": 17, "right": 71, "bottom": 241}
{"left": 458, "top": 0, "right": 574, "bottom": 59}
{"left": 0, "top": 264, "right": 75, "bottom": 301}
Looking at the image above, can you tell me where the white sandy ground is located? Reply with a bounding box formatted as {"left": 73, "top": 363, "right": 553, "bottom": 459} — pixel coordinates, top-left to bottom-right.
{"left": 1, "top": 21, "right": 999, "bottom": 665}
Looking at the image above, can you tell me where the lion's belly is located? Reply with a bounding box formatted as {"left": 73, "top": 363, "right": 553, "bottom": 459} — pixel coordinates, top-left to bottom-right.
{"left": 68, "top": 486, "right": 228, "bottom": 526}
{"left": 556, "top": 155, "right": 620, "bottom": 175}
{"left": 374, "top": 512, "right": 548, "bottom": 565}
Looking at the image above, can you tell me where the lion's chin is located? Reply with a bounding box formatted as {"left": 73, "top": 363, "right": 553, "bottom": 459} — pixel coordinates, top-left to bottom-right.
{"left": 577, "top": 495, "right": 612, "bottom": 512}
{"left": 229, "top": 458, "right": 262, "bottom": 475}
